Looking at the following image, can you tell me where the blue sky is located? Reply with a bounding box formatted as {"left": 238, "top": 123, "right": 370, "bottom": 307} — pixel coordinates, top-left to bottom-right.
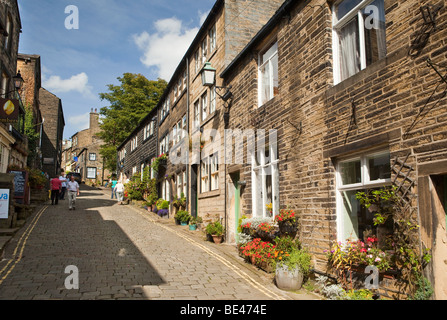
{"left": 17, "top": 0, "right": 215, "bottom": 139}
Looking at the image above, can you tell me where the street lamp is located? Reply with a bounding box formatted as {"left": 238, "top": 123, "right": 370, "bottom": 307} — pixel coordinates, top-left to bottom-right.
{"left": 201, "top": 62, "right": 216, "bottom": 87}
{"left": 13, "top": 71, "right": 24, "bottom": 90}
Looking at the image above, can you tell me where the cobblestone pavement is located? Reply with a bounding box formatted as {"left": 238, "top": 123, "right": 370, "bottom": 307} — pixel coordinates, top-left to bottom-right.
{"left": 0, "top": 185, "right": 321, "bottom": 300}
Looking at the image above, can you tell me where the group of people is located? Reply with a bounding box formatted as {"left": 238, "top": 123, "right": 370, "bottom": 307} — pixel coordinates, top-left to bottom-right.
{"left": 50, "top": 172, "right": 80, "bottom": 210}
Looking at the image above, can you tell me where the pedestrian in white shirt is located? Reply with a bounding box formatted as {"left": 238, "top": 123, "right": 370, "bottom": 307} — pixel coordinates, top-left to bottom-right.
{"left": 115, "top": 180, "right": 125, "bottom": 205}
{"left": 67, "top": 175, "right": 80, "bottom": 210}
{"left": 59, "top": 172, "right": 68, "bottom": 200}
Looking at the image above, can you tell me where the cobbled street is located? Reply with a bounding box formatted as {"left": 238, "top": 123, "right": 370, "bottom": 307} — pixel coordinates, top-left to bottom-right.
{"left": 0, "top": 185, "right": 319, "bottom": 300}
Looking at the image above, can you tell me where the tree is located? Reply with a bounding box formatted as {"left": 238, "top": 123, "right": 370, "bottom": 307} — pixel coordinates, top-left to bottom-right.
{"left": 98, "top": 73, "right": 167, "bottom": 171}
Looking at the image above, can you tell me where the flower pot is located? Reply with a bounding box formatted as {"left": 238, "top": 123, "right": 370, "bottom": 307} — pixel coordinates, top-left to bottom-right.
{"left": 212, "top": 235, "right": 223, "bottom": 244}
{"left": 278, "top": 220, "right": 298, "bottom": 238}
{"left": 189, "top": 224, "right": 197, "bottom": 231}
{"left": 181, "top": 221, "right": 188, "bottom": 226}
{"left": 275, "top": 264, "right": 304, "bottom": 291}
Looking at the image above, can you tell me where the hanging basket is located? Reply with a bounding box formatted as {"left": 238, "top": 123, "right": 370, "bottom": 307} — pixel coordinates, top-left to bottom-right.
{"left": 278, "top": 220, "right": 298, "bottom": 237}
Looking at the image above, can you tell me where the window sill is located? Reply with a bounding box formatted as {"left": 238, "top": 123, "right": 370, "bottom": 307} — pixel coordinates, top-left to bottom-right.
{"left": 198, "top": 189, "right": 221, "bottom": 199}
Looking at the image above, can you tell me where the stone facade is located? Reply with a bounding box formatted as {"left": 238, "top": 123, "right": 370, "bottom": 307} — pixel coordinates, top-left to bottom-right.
{"left": 39, "top": 88, "right": 64, "bottom": 177}
{"left": 221, "top": 0, "right": 447, "bottom": 299}
{"left": 118, "top": 107, "right": 158, "bottom": 182}
{"left": 71, "top": 109, "right": 110, "bottom": 184}
{"left": 17, "top": 53, "right": 43, "bottom": 168}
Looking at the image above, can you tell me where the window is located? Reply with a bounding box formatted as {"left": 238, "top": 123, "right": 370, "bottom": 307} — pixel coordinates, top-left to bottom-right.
{"left": 210, "top": 153, "right": 219, "bottom": 191}
{"left": 201, "top": 153, "right": 219, "bottom": 192}
{"left": 252, "top": 140, "right": 279, "bottom": 218}
{"left": 183, "top": 70, "right": 187, "bottom": 89}
{"left": 332, "top": 0, "right": 386, "bottom": 83}
{"left": 258, "top": 41, "right": 278, "bottom": 106}
{"left": 177, "top": 171, "right": 187, "bottom": 198}
{"left": 182, "top": 115, "right": 187, "bottom": 139}
{"left": 173, "top": 87, "right": 178, "bottom": 103}
{"left": 209, "top": 25, "right": 216, "bottom": 52}
{"left": 89, "top": 153, "right": 96, "bottom": 161}
{"left": 336, "top": 150, "right": 391, "bottom": 242}
{"left": 4, "top": 15, "right": 12, "bottom": 53}
{"left": 161, "top": 179, "right": 170, "bottom": 201}
{"left": 194, "top": 100, "right": 200, "bottom": 128}
{"left": 194, "top": 50, "right": 200, "bottom": 74}
{"left": 201, "top": 92, "right": 208, "bottom": 121}
{"left": 87, "top": 167, "right": 97, "bottom": 179}
{"left": 144, "top": 122, "right": 153, "bottom": 140}
{"left": 1, "top": 72, "right": 9, "bottom": 98}
{"left": 210, "top": 86, "right": 216, "bottom": 114}
{"left": 161, "top": 99, "right": 170, "bottom": 120}
{"left": 131, "top": 136, "right": 138, "bottom": 151}
{"left": 201, "top": 37, "right": 208, "bottom": 65}
{"left": 201, "top": 158, "right": 209, "bottom": 193}
{"left": 159, "top": 134, "right": 170, "bottom": 155}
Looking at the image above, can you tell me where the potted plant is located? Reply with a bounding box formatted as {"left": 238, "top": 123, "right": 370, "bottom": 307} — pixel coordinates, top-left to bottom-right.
{"left": 175, "top": 210, "right": 190, "bottom": 226}
{"left": 205, "top": 219, "right": 225, "bottom": 244}
{"left": 275, "top": 247, "right": 312, "bottom": 291}
{"left": 189, "top": 217, "right": 198, "bottom": 231}
{"left": 156, "top": 199, "right": 170, "bottom": 218}
{"left": 275, "top": 209, "right": 299, "bottom": 238}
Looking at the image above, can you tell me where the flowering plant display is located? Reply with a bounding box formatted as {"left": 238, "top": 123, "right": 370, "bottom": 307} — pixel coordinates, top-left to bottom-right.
{"left": 275, "top": 209, "right": 297, "bottom": 224}
{"left": 325, "top": 236, "right": 393, "bottom": 273}
{"left": 257, "top": 222, "right": 275, "bottom": 233}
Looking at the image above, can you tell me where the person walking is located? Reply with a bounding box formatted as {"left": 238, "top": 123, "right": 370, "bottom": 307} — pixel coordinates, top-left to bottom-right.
{"left": 115, "top": 180, "right": 125, "bottom": 204}
{"left": 110, "top": 178, "right": 118, "bottom": 199}
{"left": 50, "top": 176, "right": 62, "bottom": 205}
{"left": 59, "top": 172, "right": 67, "bottom": 200}
{"left": 67, "top": 175, "right": 80, "bottom": 210}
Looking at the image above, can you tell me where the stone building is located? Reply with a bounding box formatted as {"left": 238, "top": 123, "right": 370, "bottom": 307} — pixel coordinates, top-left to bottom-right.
{"left": 71, "top": 109, "right": 109, "bottom": 184}
{"left": 0, "top": 0, "right": 27, "bottom": 172}
{"left": 118, "top": 0, "right": 286, "bottom": 221}
{"left": 16, "top": 53, "right": 43, "bottom": 168}
{"left": 117, "top": 106, "right": 158, "bottom": 182}
{"left": 39, "top": 87, "right": 64, "bottom": 177}
{"left": 220, "top": 0, "right": 447, "bottom": 299}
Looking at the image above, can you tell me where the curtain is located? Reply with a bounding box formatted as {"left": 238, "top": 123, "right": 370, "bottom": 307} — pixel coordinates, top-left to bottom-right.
{"left": 339, "top": 17, "right": 360, "bottom": 81}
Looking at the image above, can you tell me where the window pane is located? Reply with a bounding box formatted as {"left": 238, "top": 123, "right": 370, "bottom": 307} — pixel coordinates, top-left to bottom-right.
{"left": 261, "top": 42, "right": 278, "bottom": 64}
{"left": 338, "top": 16, "right": 361, "bottom": 81}
{"left": 362, "top": 0, "right": 386, "bottom": 66}
{"left": 336, "top": 0, "right": 363, "bottom": 20}
{"left": 340, "top": 159, "right": 361, "bottom": 185}
{"left": 260, "top": 62, "right": 271, "bottom": 105}
{"left": 272, "top": 53, "right": 279, "bottom": 97}
{"left": 368, "top": 153, "right": 390, "bottom": 181}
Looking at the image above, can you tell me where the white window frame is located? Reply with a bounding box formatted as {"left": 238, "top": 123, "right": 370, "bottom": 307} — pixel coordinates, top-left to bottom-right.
{"left": 89, "top": 153, "right": 96, "bottom": 161}
{"left": 258, "top": 41, "right": 278, "bottom": 107}
{"left": 201, "top": 37, "right": 208, "bottom": 65}
{"left": 209, "top": 25, "right": 216, "bottom": 53}
{"left": 201, "top": 92, "right": 208, "bottom": 121}
{"left": 210, "top": 86, "right": 216, "bottom": 114}
{"left": 251, "top": 140, "right": 279, "bottom": 218}
{"left": 332, "top": 0, "right": 386, "bottom": 84}
{"left": 201, "top": 158, "right": 209, "bottom": 193}
{"left": 210, "top": 153, "right": 219, "bottom": 191}
{"left": 335, "top": 149, "right": 392, "bottom": 242}
{"left": 87, "top": 167, "right": 97, "bottom": 179}
{"left": 194, "top": 100, "right": 200, "bottom": 128}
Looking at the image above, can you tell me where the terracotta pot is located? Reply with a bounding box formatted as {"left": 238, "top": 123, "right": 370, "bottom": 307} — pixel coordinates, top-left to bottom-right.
{"left": 212, "top": 235, "right": 223, "bottom": 244}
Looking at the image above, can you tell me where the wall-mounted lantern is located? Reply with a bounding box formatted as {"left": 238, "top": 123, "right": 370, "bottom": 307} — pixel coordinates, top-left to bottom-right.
{"left": 201, "top": 62, "right": 216, "bottom": 87}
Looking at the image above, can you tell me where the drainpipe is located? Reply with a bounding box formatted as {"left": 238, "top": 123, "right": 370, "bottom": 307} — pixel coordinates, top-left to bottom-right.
{"left": 186, "top": 57, "right": 191, "bottom": 216}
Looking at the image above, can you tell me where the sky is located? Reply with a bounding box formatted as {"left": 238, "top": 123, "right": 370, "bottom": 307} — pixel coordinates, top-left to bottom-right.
{"left": 17, "top": 0, "right": 216, "bottom": 140}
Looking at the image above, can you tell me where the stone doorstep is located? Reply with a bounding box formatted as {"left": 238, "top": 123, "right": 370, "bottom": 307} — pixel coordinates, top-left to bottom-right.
{"left": 0, "top": 235, "right": 12, "bottom": 259}
{"left": 0, "top": 228, "right": 19, "bottom": 236}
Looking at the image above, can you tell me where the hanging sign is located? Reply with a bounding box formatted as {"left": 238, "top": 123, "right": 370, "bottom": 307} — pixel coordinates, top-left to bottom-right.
{"left": 0, "top": 98, "right": 19, "bottom": 123}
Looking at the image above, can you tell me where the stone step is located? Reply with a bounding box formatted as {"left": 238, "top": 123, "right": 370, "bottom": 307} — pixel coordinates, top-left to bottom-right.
{"left": 0, "top": 235, "right": 12, "bottom": 257}
{"left": 0, "top": 228, "right": 19, "bottom": 236}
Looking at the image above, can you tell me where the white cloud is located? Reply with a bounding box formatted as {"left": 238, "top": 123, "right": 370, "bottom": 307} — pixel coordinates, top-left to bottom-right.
{"left": 133, "top": 17, "right": 199, "bottom": 81}
{"left": 42, "top": 72, "right": 94, "bottom": 98}
{"left": 199, "top": 10, "right": 210, "bottom": 26}
{"left": 67, "top": 112, "right": 90, "bottom": 133}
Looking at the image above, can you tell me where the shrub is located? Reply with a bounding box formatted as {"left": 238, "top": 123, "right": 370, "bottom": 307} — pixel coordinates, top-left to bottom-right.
{"left": 205, "top": 220, "right": 224, "bottom": 236}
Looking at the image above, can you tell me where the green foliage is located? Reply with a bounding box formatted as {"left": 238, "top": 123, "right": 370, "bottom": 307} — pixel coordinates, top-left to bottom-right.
{"left": 175, "top": 210, "right": 190, "bottom": 223}
{"left": 27, "top": 168, "right": 47, "bottom": 187}
{"left": 345, "top": 289, "right": 374, "bottom": 300}
{"left": 205, "top": 219, "right": 224, "bottom": 236}
{"left": 410, "top": 276, "right": 434, "bottom": 300}
{"left": 277, "top": 247, "right": 312, "bottom": 276}
{"left": 97, "top": 73, "right": 167, "bottom": 171}
{"left": 157, "top": 200, "right": 170, "bottom": 210}
{"left": 24, "top": 105, "right": 40, "bottom": 167}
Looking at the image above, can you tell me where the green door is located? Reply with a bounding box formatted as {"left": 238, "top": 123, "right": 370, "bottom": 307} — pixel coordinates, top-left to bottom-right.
{"left": 232, "top": 173, "right": 241, "bottom": 243}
